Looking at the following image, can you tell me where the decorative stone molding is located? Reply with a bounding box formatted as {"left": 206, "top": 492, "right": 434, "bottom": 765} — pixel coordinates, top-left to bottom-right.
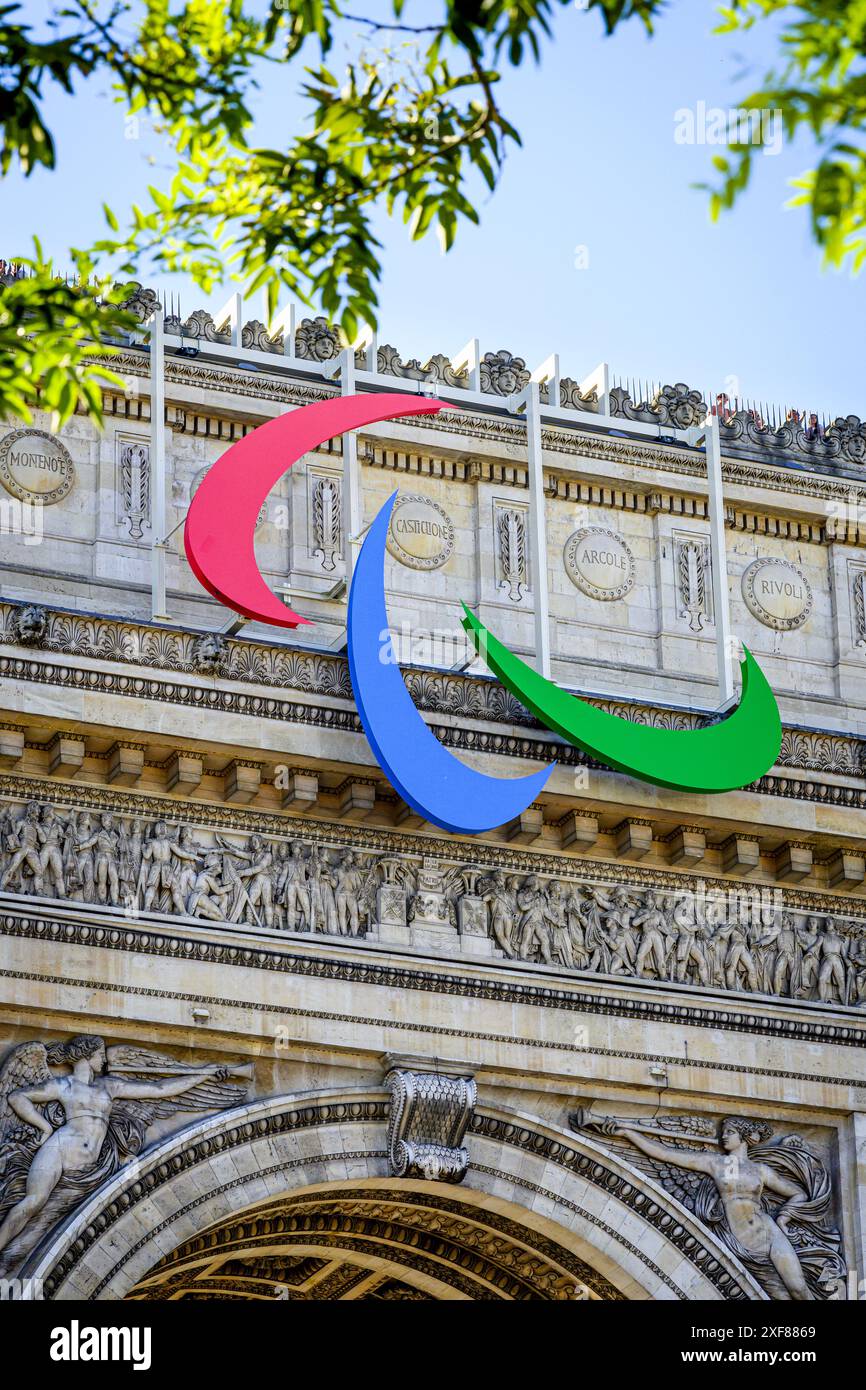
{"left": 116, "top": 436, "right": 150, "bottom": 539}
{"left": 3, "top": 603, "right": 866, "bottom": 802}
{"left": 385, "top": 1065, "right": 477, "bottom": 1182}
{"left": 310, "top": 471, "right": 342, "bottom": 572}
{"left": 494, "top": 504, "right": 528, "bottom": 601}
{"left": 675, "top": 535, "right": 711, "bottom": 632}
{"left": 91, "top": 338, "right": 866, "bottom": 502}
{"left": 377, "top": 343, "right": 464, "bottom": 388}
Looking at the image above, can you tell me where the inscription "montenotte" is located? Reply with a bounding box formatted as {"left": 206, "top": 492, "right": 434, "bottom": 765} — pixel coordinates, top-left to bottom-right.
{"left": 564, "top": 526, "right": 635, "bottom": 600}
{"left": 741, "top": 558, "right": 813, "bottom": 630}
{"left": 0, "top": 429, "right": 75, "bottom": 505}
{"left": 387, "top": 494, "right": 454, "bottom": 570}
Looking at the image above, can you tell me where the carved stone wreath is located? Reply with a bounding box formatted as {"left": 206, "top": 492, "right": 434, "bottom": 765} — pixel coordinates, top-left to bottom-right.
{"left": 741, "top": 558, "right": 813, "bottom": 631}
{"left": 564, "top": 527, "right": 635, "bottom": 601}
{"left": 386, "top": 493, "right": 455, "bottom": 571}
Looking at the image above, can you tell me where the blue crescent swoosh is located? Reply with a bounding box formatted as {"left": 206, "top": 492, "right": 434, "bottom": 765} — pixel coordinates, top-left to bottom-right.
{"left": 347, "top": 493, "right": 555, "bottom": 833}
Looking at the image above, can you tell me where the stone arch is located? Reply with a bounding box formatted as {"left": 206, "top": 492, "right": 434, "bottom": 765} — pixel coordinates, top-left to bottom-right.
{"left": 21, "top": 1089, "right": 765, "bottom": 1301}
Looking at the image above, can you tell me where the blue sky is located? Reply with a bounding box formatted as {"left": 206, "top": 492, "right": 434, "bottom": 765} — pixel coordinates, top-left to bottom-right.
{"left": 5, "top": 1, "right": 861, "bottom": 419}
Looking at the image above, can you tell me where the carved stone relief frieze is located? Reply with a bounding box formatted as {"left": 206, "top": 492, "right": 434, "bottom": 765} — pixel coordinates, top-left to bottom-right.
{"left": 1, "top": 796, "right": 864, "bottom": 1009}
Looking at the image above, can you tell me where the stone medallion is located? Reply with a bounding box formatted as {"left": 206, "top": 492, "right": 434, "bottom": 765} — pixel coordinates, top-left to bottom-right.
{"left": 741, "top": 558, "right": 813, "bottom": 630}
{"left": 564, "top": 526, "right": 635, "bottom": 600}
{"left": 386, "top": 493, "right": 454, "bottom": 570}
{"left": 0, "top": 429, "right": 75, "bottom": 505}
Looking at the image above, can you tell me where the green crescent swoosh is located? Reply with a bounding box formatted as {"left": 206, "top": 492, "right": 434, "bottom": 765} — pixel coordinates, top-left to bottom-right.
{"left": 460, "top": 605, "right": 782, "bottom": 794}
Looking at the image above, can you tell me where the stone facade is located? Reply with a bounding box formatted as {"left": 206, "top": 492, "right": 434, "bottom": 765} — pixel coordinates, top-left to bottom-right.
{"left": 0, "top": 307, "right": 865, "bottom": 1301}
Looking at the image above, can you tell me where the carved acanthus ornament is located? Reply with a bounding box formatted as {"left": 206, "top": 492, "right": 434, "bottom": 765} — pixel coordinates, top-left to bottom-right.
{"left": 495, "top": 505, "right": 528, "bottom": 601}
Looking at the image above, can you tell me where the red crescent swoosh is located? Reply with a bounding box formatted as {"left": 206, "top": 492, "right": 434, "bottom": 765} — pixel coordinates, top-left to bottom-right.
{"left": 184, "top": 393, "right": 443, "bottom": 627}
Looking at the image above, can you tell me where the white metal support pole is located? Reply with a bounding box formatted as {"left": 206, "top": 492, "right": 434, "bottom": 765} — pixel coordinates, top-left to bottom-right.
{"left": 704, "top": 410, "right": 735, "bottom": 708}
{"left": 270, "top": 302, "right": 296, "bottom": 357}
{"left": 580, "top": 362, "right": 610, "bottom": 419}
{"left": 451, "top": 338, "right": 481, "bottom": 393}
{"left": 521, "top": 382, "right": 552, "bottom": 679}
{"left": 338, "top": 349, "right": 362, "bottom": 583}
{"left": 148, "top": 308, "right": 170, "bottom": 622}
{"left": 215, "top": 291, "right": 243, "bottom": 347}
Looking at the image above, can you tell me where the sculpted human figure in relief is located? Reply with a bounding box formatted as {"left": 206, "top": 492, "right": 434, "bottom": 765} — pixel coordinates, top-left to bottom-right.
{"left": 0, "top": 1036, "right": 249, "bottom": 1274}
{"left": 571, "top": 1108, "right": 847, "bottom": 1301}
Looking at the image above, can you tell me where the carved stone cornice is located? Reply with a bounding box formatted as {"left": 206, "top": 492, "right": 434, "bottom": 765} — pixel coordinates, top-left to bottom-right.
{"left": 3, "top": 904, "right": 865, "bottom": 1062}
{"left": 88, "top": 347, "right": 866, "bottom": 513}
{"left": 2, "top": 603, "right": 865, "bottom": 801}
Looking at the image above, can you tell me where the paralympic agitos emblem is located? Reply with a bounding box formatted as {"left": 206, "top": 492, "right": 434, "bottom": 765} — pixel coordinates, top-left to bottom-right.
{"left": 184, "top": 395, "right": 782, "bottom": 835}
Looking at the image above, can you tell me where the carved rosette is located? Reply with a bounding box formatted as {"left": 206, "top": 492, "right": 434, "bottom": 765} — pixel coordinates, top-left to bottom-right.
{"left": 385, "top": 1067, "right": 477, "bottom": 1183}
